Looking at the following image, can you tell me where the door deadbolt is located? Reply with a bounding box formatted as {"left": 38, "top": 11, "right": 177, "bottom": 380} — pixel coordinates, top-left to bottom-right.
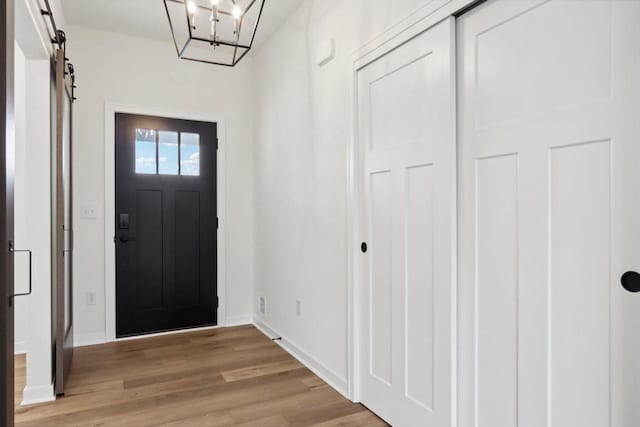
{"left": 361, "top": 242, "right": 367, "bottom": 253}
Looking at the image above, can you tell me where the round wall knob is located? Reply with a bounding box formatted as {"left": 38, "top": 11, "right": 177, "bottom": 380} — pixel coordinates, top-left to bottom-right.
{"left": 621, "top": 271, "right": 640, "bottom": 293}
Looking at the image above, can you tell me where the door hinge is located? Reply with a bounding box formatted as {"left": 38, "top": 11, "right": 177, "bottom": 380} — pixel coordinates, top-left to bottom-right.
{"left": 215, "top": 296, "right": 219, "bottom": 308}
{"left": 215, "top": 138, "right": 219, "bottom": 150}
{"left": 216, "top": 217, "right": 219, "bottom": 229}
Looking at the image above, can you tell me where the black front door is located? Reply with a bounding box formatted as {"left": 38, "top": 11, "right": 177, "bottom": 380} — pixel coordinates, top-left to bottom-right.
{"left": 115, "top": 113, "right": 217, "bottom": 337}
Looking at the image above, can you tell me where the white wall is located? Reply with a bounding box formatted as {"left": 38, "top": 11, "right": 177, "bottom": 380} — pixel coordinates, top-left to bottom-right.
{"left": 14, "top": 43, "right": 28, "bottom": 355}
{"left": 65, "top": 26, "right": 255, "bottom": 343}
{"left": 253, "top": 0, "right": 441, "bottom": 394}
{"left": 14, "top": 0, "right": 56, "bottom": 405}
{"left": 20, "top": 57, "right": 53, "bottom": 404}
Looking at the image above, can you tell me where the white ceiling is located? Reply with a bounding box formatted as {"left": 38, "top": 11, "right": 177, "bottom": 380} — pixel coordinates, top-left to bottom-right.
{"left": 60, "top": 0, "right": 304, "bottom": 50}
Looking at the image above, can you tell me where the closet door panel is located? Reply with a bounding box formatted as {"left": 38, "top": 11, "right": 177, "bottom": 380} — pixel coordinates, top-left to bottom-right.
{"left": 357, "top": 17, "right": 456, "bottom": 427}
{"left": 458, "top": 1, "right": 640, "bottom": 426}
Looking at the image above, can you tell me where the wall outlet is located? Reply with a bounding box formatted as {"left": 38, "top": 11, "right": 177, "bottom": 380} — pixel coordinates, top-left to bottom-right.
{"left": 86, "top": 291, "right": 97, "bottom": 306}
{"left": 295, "top": 299, "right": 302, "bottom": 317}
{"left": 258, "top": 296, "right": 266, "bottom": 316}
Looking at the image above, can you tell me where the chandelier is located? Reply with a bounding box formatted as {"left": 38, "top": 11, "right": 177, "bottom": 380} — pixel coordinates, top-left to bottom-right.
{"left": 163, "top": 0, "right": 266, "bottom": 67}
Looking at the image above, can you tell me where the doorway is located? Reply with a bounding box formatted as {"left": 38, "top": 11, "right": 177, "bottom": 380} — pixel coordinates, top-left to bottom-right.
{"left": 114, "top": 113, "right": 218, "bottom": 337}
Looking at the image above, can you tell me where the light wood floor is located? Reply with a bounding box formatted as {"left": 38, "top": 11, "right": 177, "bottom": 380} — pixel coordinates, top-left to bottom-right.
{"left": 14, "top": 325, "right": 387, "bottom": 426}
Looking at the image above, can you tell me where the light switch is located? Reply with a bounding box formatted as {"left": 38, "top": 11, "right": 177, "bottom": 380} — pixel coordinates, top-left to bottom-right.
{"left": 80, "top": 204, "right": 98, "bottom": 219}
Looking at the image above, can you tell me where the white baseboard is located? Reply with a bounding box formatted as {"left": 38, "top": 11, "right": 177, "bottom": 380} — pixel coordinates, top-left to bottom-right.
{"left": 21, "top": 383, "right": 55, "bottom": 406}
{"left": 75, "top": 319, "right": 253, "bottom": 347}
{"left": 225, "top": 315, "right": 253, "bottom": 327}
{"left": 253, "top": 319, "right": 350, "bottom": 400}
{"left": 14, "top": 341, "right": 26, "bottom": 355}
{"left": 74, "top": 332, "right": 107, "bottom": 347}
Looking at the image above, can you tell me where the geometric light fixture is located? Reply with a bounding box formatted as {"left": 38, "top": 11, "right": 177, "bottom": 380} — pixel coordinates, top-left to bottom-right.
{"left": 163, "top": 0, "right": 266, "bottom": 67}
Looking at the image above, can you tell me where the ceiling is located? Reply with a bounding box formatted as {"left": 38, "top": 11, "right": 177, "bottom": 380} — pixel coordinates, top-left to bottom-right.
{"left": 60, "top": 0, "right": 304, "bottom": 50}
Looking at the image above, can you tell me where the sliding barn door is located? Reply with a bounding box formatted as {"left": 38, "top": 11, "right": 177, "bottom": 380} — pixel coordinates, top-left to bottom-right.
{"left": 458, "top": 0, "right": 640, "bottom": 426}
{"left": 52, "top": 47, "right": 73, "bottom": 396}
{"left": 0, "top": 0, "right": 15, "bottom": 423}
{"left": 357, "top": 18, "right": 456, "bottom": 427}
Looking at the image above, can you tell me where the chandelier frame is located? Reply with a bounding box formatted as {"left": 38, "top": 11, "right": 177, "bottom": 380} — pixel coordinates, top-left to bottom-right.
{"left": 163, "top": 0, "right": 266, "bottom": 67}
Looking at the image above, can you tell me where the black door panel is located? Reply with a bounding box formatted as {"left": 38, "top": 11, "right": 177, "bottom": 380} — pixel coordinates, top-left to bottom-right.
{"left": 115, "top": 113, "right": 217, "bottom": 337}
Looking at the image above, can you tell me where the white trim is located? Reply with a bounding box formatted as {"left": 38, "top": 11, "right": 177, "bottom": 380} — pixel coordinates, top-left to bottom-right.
{"left": 73, "top": 332, "right": 107, "bottom": 347}
{"left": 14, "top": 341, "right": 26, "bottom": 355}
{"left": 225, "top": 315, "right": 253, "bottom": 327}
{"left": 76, "top": 325, "right": 254, "bottom": 347}
{"left": 352, "top": 0, "right": 476, "bottom": 69}
{"left": 75, "top": 322, "right": 253, "bottom": 348}
{"left": 352, "top": 0, "right": 452, "bottom": 61}
{"left": 104, "top": 102, "right": 227, "bottom": 342}
{"left": 109, "top": 324, "right": 229, "bottom": 343}
{"left": 347, "top": 0, "right": 474, "bottom": 418}
{"left": 20, "top": 384, "right": 55, "bottom": 406}
{"left": 20, "top": 0, "right": 55, "bottom": 59}
{"left": 253, "top": 319, "right": 349, "bottom": 400}
{"left": 346, "top": 63, "right": 360, "bottom": 402}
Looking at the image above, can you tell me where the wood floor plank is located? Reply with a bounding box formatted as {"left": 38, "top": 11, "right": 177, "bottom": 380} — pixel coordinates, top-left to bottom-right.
{"left": 310, "top": 411, "right": 389, "bottom": 427}
{"left": 284, "top": 400, "right": 370, "bottom": 427}
{"left": 221, "top": 359, "right": 304, "bottom": 382}
{"left": 229, "top": 385, "right": 344, "bottom": 423}
{"left": 158, "top": 412, "right": 236, "bottom": 427}
{"left": 13, "top": 325, "right": 387, "bottom": 426}
{"left": 236, "top": 415, "right": 291, "bottom": 427}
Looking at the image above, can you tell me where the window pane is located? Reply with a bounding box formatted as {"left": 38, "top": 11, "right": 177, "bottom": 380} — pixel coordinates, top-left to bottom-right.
{"left": 135, "top": 128, "right": 156, "bottom": 174}
{"left": 180, "top": 133, "right": 200, "bottom": 176}
{"left": 158, "top": 131, "right": 179, "bottom": 175}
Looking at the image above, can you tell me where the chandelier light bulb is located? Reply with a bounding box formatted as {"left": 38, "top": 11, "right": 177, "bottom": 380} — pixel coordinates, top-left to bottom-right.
{"left": 187, "top": 1, "right": 197, "bottom": 29}
{"left": 232, "top": 5, "right": 242, "bottom": 35}
{"left": 232, "top": 5, "right": 242, "bottom": 20}
{"left": 210, "top": 0, "right": 218, "bottom": 42}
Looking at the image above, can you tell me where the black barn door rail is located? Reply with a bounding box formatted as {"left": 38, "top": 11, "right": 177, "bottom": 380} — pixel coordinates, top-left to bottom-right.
{"left": 40, "top": 0, "right": 78, "bottom": 101}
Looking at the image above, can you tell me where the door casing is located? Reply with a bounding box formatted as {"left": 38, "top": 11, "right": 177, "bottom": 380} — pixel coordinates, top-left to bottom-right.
{"left": 103, "top": 103, "right": 228, "bottom": 343}
{"left": 0, "top": 0, "right": 15, "bottom": 424}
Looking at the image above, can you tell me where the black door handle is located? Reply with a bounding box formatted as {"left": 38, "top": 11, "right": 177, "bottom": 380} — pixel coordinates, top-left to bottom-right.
{"left": 621, "top": 271, "right": 640, "bottom": 293}
{"left": 361, "top": 242, "right": 367, "bottom": 253}
{"left": 9, "top": 241, "right": 32, "bottom": 298}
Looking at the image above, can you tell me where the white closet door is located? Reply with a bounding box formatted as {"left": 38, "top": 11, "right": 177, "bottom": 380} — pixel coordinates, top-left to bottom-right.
{"left": 357, "top": 18, "right": 456, "bottom": 427}
{"left": 458, "top": 1, "right": 640, "bottom": 426}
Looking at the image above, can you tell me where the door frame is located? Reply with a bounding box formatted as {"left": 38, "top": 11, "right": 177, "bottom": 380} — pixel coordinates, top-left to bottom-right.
{"left": 0, "top": 0, "right": 15, "bottom": 423}
{"left": 346, "top": 0, "right": 478, "bottom": 412}
{"left": 104, "top": 103, "right": 227, "bottom": 342}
